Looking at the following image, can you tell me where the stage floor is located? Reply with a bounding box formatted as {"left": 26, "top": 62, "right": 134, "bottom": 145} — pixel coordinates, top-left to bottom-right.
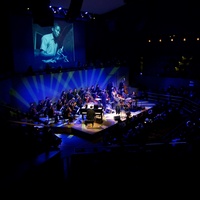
{"left": 41, "top": 102, "right": 155, "bottom": 139}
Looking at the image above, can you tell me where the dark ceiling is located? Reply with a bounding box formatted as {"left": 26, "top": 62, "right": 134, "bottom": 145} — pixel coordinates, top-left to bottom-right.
{"left": 49, "top": 0, "right": 126, "bottom": 15}
{"left": 49, "top": 0, "right": 200, "bottom": 32}
{"left": 10, "top": 0, "right": 200, "bottom": 34}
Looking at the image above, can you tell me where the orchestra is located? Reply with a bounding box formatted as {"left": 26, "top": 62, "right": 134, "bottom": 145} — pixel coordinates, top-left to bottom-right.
{"left": 27, "top": 81, "right": 141, "bottom": 124}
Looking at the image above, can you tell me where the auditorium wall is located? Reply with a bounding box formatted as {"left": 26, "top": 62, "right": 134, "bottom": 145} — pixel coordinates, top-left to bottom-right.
{"left": 0, "top": 66, "right": 129, "bottom": 113}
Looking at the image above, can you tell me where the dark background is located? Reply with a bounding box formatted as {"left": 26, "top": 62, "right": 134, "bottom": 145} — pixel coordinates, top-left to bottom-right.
{"left": 1, "top": 0, "right": 200, "bottom": 76}
{"left": 1, "top": 0, "right": 200, "bottom": 112}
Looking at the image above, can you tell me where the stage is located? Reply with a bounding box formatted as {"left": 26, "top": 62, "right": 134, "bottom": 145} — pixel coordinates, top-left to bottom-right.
{"left": 42, "top": 101, "right": 155, "bottom": 140}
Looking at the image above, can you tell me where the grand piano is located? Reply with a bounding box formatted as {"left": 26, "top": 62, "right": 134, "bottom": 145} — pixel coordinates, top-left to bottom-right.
{"left": 80, "top": 105, "right": 103, "bottom": 120}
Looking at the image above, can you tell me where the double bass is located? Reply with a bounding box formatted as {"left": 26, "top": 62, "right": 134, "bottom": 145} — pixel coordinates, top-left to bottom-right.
{"left": 119, "top": 77, "right": 128, "bottom": 94}
{"left": 124, "top": 84, "right": 128, "bottom": 94}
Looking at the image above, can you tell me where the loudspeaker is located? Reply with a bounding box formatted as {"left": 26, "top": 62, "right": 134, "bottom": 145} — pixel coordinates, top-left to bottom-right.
{"left": 114, "top": 116, "right": 120, "bottom": 121}
{"left": 65, "top": 0, "right": 83, "bottom": 21}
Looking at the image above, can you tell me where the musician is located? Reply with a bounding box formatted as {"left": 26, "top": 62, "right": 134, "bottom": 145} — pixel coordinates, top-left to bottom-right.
{"left": 61, "top": 103, "right": 73, "bottom": 121}
{"left": 76, "top": 96, "right": 84, "bottom": 109}
{"left": 86, "top": 106, "right": 96, "bottom": 127}
{"left": 69, "top": 98, "right": 79, "bottom": 116}
{"left": 78, "top": 87, "right": 85, "bottom": 99}
{"left": 67, "top": 89, "right": 74, "bottom": 101}
{"left": 129, "top": 91, "right": 138, "bottom": 107}
{"left": 60, "top": 90, "right": 67, "bottom": 100}
{"left": 121, "top": 88, "right": 128, "bottom": 99}
{"left": 106, "top": 81, "right": 114, "bottom": 100}
{"left": 112, "top": 90, "right": 121, "bottom": 110}
{"left": 118, "top": 77, "right": 126, "bottom": 95}
{"left": 95, "top": 84, "right": 101, "bottom": 95}
{"left": 44, "top": 96, "right": 51, "bottom": 108}
{"left": 110, "top": 86, "right": 115, "bottom": 97}
{"left": 86, "top": 106, "right": 95, "bottom": 119}
{"left": 56, "top": 98, "right": 63, "bottom": 111}
{"left": 36, "top": 100, "right": 45, "bottom": 114}
{"left": 72, "top": 88, "right": 79, "bottom": 100}
{"left": 84, "top": 92, "right": 94, "bottom": 103}
{"left": 90, "top": 85, "right": 96, "bottom": 96}
{"left": 28, "top": 103, "right": 39, "bottom": 121}
{"left": 47, "top": 103, "right": 55, "bottom": 119}
{"left": 100, "top": 89, "right": 107, "bottom": 111}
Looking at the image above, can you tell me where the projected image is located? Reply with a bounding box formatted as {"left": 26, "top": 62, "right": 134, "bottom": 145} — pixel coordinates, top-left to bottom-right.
{"left": 32, "top": 20, "right": 75, "bottom": 71}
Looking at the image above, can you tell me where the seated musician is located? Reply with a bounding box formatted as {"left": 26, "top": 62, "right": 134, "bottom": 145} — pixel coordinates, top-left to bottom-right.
{"left": 61, "top": 103, "right": 73, "bottom": 122}
{"left": 121, "top": 88, "right": 128, "bottom": 99}
{"left": 129, "top": 91, "right": 138, "bottom": 107}
{"left": 85, "top": 106, "right": 96, "bottom": 127}
{"left": 118, "top": 77, "right": 126, "bottom": 94}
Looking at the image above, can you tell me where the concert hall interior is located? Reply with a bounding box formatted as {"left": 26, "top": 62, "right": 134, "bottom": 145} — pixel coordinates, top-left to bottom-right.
{"left": 1, "top": 0, "right": 200, "bottom": 197}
